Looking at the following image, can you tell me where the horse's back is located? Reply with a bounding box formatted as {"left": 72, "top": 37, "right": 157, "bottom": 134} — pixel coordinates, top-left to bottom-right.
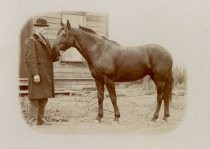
{"left": 115, "top": 44, "right": 173, "bottom": 81}
{"left": 118, "top": 44, "right": 172, "bottom": 69}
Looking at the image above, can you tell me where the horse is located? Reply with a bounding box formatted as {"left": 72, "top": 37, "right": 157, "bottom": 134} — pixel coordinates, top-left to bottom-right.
{"left": 52, "top": 20, "right": 174, "bottom": 123}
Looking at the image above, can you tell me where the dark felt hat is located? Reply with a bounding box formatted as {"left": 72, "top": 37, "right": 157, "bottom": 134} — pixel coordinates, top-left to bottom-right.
{"left": 33, "top": 18, "right": 49, "bottom": 27}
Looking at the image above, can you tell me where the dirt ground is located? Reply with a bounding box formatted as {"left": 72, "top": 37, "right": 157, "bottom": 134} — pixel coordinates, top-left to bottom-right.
{"left": 20, "top": 84, "right": 186, "bottom": 135}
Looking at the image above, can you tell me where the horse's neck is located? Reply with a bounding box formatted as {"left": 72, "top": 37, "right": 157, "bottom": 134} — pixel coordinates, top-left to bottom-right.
{"left": 72, "top": 29, "right": 102, "bottom": 64}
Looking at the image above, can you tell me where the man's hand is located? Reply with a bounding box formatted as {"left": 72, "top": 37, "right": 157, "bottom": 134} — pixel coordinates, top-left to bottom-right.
{"left": 33, "top": 75, "right": 40, "bottom": 83}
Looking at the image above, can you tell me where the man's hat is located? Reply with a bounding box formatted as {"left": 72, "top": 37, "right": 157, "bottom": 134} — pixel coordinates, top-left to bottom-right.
{"left": 33, "top": 18, "right": 49, "bottom": 27}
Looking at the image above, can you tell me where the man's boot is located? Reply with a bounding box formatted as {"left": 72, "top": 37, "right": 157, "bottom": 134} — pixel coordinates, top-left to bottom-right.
{"left": 28, "top": 99, "right": 38, "bottom": 126}
{"left": 37, "top": 99, "right": 51, "bottom": 125}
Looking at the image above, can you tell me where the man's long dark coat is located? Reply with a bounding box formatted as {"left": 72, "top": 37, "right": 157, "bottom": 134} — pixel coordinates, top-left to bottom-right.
{"left": 25, "top": 34, "right": 59, "bottom": 99}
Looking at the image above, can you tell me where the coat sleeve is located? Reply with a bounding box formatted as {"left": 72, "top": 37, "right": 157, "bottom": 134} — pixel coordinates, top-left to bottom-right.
{"left": 24, "top": 38, "right": 39, "bottom": 76}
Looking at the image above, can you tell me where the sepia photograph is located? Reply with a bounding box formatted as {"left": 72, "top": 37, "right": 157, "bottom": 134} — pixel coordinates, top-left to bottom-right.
{"left": 1, "top": 0, "right": 210, "bottom": 149}
{"left": 19, "top": 11, "right": 186, "bottom": 134}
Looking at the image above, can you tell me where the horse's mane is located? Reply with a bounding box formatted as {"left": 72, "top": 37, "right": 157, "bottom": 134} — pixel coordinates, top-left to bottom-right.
{"left": 79, "top": 25, "right": 119, "bottom": 45}
{"left": 101, "top": 36, "right": 119, "bottom": 45}
{"left": 79, "top": 25, "right": 97, "bottom": 35}
{"left": 57, "top": 25, "right": 119, "bottom": 45}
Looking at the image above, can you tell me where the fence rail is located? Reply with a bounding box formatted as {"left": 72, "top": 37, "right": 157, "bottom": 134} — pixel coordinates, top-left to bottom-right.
{"left": 19, "top": 77, "right": 95, "bottom": 96}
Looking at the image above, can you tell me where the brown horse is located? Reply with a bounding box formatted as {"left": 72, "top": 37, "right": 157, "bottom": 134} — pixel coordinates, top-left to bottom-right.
{"left": 52, "top": 20, "right": 173, "bottom": 123}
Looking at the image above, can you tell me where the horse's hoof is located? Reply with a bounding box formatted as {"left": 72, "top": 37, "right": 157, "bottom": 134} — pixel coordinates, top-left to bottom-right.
{"left": 162, "top": 117, "right": 168, "bottom": 122}
{"left": 93, "top": 119, "right": 100, "bottom": 124}
{"left": 163, "top": 114, "right": 169, "bottom": 122}
{"left": 151, "top": 116, "right": 158, "bottom": 122}
{"left": 151, "top": 118, "right": 156, "bottom": 122}
{"left": 151, "top": 115, "right": 158, "bottom": 122}
{"left": 113, "top": 117, "right": 120, "bottom": 124}
{"left": 112, "top": 120, "right": 120, "bottom": 126}
{"left": 94, "top": 117, "right": 102, "bottom": 123}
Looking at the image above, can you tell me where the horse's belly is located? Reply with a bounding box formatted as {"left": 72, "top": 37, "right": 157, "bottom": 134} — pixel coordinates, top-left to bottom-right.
{"left": 115, "top": 68, "right": 148, "bottom": 82}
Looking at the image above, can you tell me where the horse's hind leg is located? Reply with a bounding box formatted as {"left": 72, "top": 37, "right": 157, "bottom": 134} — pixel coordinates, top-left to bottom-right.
{"left": 163, "top": 96, "right": 170, "bottom": 121}
{"left": 105, "top": 78, "right": 120, "bottom": 123}
{"left": 151, "top": 81, "right": 165, "bottom": 121}
{"left": 163, "top": 71, "right": 173, "bottom": 121}
{"left": 95, "top": 80, "right": 105, "bottom": 122}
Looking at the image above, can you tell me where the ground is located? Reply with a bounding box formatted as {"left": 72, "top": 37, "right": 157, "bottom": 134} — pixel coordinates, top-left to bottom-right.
{"left": 20, "top": 84, "right": 186, "bottom": 135}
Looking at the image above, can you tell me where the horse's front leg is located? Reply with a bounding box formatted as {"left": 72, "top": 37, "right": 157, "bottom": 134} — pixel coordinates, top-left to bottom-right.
{"left": 95, "top": 79, "right": 104, "bottom": 122}
{"left": 105, "top": 78, "right": 120, "bottom": 123}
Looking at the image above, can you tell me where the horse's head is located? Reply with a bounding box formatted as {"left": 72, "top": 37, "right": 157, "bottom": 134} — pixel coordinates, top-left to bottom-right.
{"left": 52, "top": 20, "right": 75, "bottom": 53}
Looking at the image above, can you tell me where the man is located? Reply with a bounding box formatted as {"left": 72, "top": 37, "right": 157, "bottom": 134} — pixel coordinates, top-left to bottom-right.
{"left": 25, "top": 18, "right": 60, "bottom": 126}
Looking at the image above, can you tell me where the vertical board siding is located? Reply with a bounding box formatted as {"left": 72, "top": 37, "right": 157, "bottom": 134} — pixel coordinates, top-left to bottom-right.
{"left": 86, "top": 14, "right": 108, "bottom": 37}
{"left": 21, "top": 12, "right": 109, "bottom": 89}
{"left": 61, "top": 13, "right": 85, "bottom": 62}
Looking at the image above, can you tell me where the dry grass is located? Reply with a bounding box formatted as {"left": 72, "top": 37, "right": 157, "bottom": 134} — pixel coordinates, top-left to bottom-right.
{"left": 173, "top": 66, "right": 187, "bottom": 89}
{"left": 117, "top": 66, "right": 186, "bottom": 95}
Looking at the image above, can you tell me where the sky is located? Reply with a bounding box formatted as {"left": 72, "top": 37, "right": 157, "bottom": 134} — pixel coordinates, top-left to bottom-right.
{"left": 106, "top": 0, "right": 210, "bottom": 67}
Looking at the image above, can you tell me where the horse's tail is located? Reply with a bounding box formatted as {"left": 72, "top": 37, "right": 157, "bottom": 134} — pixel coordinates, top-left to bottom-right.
{"left": 164, "top": 69, "right": 174, "bottom": 103}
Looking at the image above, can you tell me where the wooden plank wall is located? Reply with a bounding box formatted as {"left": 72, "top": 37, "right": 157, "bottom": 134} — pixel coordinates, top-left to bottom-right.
{"left": 20, "top": 12, "right": 109, "bottom": 90}
{"left": 86, "top": 13, "right": 109, "bottom": 37}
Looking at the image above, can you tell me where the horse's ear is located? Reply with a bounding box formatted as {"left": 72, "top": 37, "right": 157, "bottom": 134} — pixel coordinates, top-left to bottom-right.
{"left": 66, "top": 19, "right": 71, "bottom": 30}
